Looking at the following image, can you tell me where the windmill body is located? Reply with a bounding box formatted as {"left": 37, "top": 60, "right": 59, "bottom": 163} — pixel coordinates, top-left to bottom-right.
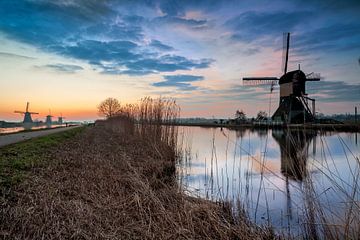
{"left": 46, "top": 115, "right": 53, "bottom": 125}
{"left": 45, "top": 109, "right": 54, "bottom": 125}
{"left": 57, "top": 113, "right": 65, "bottom": 125}
{"left": 243, "top": 33, "right": 320, "bottom": 124}
{"left": 273, "top": 70, "right": 318, "bottom": 123}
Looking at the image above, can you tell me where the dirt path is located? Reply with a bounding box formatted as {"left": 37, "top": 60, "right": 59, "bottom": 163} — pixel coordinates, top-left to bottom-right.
{"left": 0, "top": 126, "right": 81, "bottom": 147}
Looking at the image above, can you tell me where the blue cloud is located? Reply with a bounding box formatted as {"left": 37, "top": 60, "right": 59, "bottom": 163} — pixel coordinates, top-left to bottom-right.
{"left": 292, "top": 23, "right": 360, "bottom": 54}
{"left": 159, "top": 0, "right": 185, "bottom": 16}
{"left": 307, "top": 81, "right": 360, "bottom": 102}
{"left": 152, "top": 16, "right": 208, "bottom": 29}
{"left": 85, "top": 23, "right": 144, "bottom": 41}
{"left": 153, "top": 74, "right": 204, "bottom": 90}
{"left": 163, "top": 75, "right": 204, "bottom": 82}
{"left": 93, "top": 55, "right": 212, "bottom": 76}
{"left": 0, "top": 0, "right": 213, "bottom": 76}
{"left": 293, "top": 0, "right": 360, "bottom": 11}
{"left": 225, "top": 11, "right": 311, "bottom": 43}
{"left": 41, "top": 63, "right": 84, "bottom": 73}
{"left": 50, "top": 40, "right": 139, "bottom": 62}
{"left": 149, "top": 40, "right": 174, "bottom": 51}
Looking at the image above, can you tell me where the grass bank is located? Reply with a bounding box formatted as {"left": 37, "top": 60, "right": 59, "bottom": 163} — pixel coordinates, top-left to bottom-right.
{"left": 0, "top": 127, "right": 85, "bottom": 199}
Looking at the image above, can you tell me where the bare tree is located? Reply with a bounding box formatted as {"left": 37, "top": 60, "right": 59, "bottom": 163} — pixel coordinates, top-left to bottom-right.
{"left": 98, "top": 98, "right": 121, "bottom": 118}
{"left": 235, "top": 110, "right": 246, "bottom": 120}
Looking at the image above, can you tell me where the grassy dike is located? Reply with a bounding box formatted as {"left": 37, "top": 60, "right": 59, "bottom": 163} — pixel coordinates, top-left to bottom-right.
{"left": 0, "top": 117, "right": 275, "bottom": 239}
{"left": 0, "top": 127, "right": 85, "bottom": 199}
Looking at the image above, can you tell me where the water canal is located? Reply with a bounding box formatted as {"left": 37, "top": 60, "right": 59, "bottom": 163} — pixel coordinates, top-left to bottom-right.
{"left": 0, "top": 124, "right": 64, "bottom": 134}
{"left": 177, "top": 126, "right": 359, "bottom": 238}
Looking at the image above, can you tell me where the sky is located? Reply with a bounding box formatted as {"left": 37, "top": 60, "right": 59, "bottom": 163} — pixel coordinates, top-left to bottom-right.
{"left": 0, "top": 0, "right": 359, "bottom": 122}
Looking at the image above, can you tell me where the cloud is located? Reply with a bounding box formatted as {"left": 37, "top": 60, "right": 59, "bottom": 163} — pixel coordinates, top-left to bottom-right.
{"left": 0, "top": 52, "right": 36, "bottom": 59}
{"left": 84, "top": 23, "right": 144, "bottom": 41}
{"left": 225, "top": 11, "right": 311, "bottom": 43}
{"left": 0, "top": 0, "right": 213, "bottom": 76}
{"left": 50, "top": 40, "right": 139, "bottom": 63}
{"left": 159, "top": 0, "right": 185, "bottom": 16}
{"left": 92, "top": 54, "right": 213, "bottom": 76}
{"left": 149, "top": 40, "right": 174, "bottom": 51}
{"left": 292, "top": 23, "right": 360, "bottom": 54}
{"left": 242, "top": 48, "right": 260, "bottom": 56}
{"left": 153, "top": 74, "right": 205, "bottom": 90}
{"left": 152, "top": 16, "right": 208, "bottom": 29}
{"left": 307, "top": 81, "right": 360, "bottom": 102}
{"left": 40, "top": 63, "right": 84, "bottom": 73}
{"left": 293, "top": 0, "right": 360, "bottom": 11}
{"left": 31, "top": 0, "right": 114, "bottom": 21}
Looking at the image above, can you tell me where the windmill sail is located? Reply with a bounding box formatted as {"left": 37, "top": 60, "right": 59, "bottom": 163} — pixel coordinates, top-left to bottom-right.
{"left": 243, "top": 77, "right": 279, "bottom": 86}
{"left": 282, "top": 33, "right": 290, "bottom": 75}
{"left": 305, "top": 72, "right": 321, "bottom": 81}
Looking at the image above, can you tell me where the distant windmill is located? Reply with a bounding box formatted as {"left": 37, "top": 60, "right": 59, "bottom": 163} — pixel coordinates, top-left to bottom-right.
{"left": 57, "top": 113, "right": 66, "bottom": 124}
{"left": 14, "top": 102, "right": 39, "bottom": 123}
{"left": 243, "top": 33, "right": 321, "bottom": 124}
{"left": 46, "top": 109, "right": 53, "bottom": 125}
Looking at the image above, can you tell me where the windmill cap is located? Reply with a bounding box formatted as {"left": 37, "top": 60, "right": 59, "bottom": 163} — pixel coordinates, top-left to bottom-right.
{"left": 279, "top": 70, "right": 306, "bottom": 84}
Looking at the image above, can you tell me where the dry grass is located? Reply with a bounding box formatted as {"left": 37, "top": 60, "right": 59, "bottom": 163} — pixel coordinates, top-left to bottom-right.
{"left": 0, "top": 97, "right": 275, "bottom": 239}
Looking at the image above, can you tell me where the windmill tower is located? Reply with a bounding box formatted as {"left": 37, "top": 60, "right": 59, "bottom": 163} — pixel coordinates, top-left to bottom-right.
{"left": 14, "top": 102, "right": 39, "bottom": 123}
{"left": 57, "top": 113, "right": 65, "bottom": 124}
{"left": 243, "top": 33, "right": 321, "bottom": 124}
{"left": 46, "top": 109, "right": 53, "bottom": 125}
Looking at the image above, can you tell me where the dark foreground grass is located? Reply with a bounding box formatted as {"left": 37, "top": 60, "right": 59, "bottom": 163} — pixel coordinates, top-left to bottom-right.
{"left": 0, "top": 127, "right": 85, "bottom": 198}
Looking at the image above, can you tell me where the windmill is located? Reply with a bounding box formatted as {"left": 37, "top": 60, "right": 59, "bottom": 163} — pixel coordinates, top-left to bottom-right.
{"left": 57, "top": 113, "right": 66, "bottom": 124}
{"left": 243, "top": 33, "right": 321, "bottom": 124}
{"left": 46, "top": 109, "right": 53, "bottom": 125}
{"left": 14, "top": 102, "right": 39, "bottom": 123}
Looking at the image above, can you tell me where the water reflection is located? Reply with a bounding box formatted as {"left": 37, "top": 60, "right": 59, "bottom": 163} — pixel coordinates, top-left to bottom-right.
{"left": 178, "top": 126, "right": 360, "bottom": 238}
{"left": 0, "top": 124, "right": 64, "bottom": 134}
{"left": 273, "top": 129, "right": 316, "bottom": 181}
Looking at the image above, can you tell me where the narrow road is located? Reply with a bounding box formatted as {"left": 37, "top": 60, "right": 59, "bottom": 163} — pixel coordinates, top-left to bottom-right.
{"left": 0, "top": 126, "right": 81, "bottom": 147}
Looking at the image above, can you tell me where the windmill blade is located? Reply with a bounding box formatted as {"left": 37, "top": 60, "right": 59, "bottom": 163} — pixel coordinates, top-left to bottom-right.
{"left": 306, "top": 72, "right": 321, "bottom": 81}
{"left": 306, "top": 78, "right": 321, "bottom": 81}
{"left": 29, "top": 112, "right": 39, "bottom": 114}
{"left": 243, "top": 77, "right": 279, "bottom": 85}
{"left": 14, "top": 111, "right": 25, "bottom": 114}
{"left": 282, "top": 32, "right": 290, "bottom": 75}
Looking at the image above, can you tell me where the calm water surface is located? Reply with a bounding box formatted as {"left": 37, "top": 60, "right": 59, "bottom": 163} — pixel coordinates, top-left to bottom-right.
{"left": 177, "top": 126, "right": 359, "bottom": 238}
{"left": 0, "top": 124, "right": 64, "bottom": 134}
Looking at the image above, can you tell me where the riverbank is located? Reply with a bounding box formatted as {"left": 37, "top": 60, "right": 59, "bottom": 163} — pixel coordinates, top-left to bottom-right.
{"left": 0, "top": 120, "right": 274, "bottom": 239}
